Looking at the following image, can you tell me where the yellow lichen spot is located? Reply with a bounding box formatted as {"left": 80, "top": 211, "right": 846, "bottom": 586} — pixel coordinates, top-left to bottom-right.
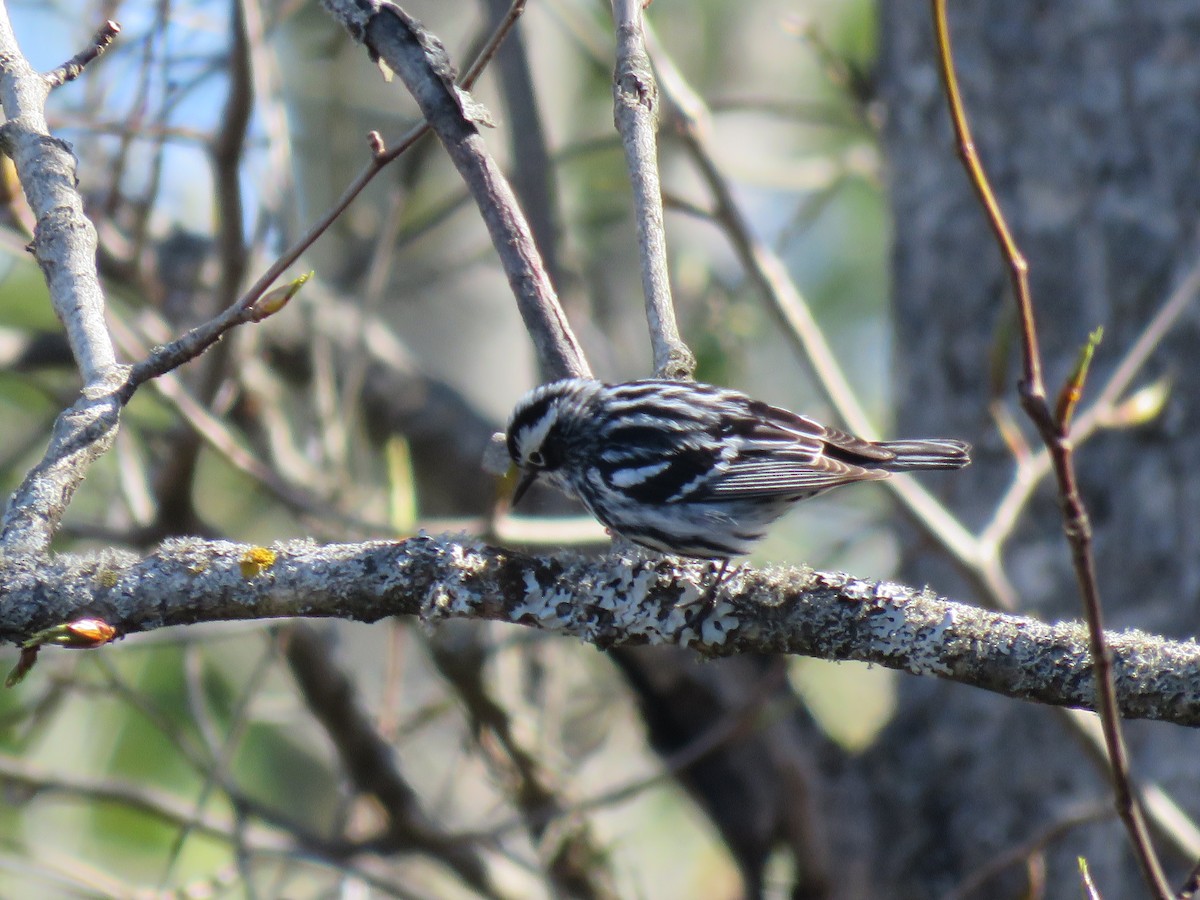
{"left": 240, "top": 546, "right": 277, "bottom": 579}
{"left": 96, "top": 568, "right": 119, "bottom": 588}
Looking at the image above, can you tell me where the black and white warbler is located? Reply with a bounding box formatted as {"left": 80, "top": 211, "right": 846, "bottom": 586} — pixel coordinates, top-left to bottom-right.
{"left": 505, "top": 378, "right": 970, "bottom": 559}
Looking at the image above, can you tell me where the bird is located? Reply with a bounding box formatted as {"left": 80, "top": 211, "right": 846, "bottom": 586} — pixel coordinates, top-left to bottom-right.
{"left": 504, "top": 378, "right": 970, "bottom": 561}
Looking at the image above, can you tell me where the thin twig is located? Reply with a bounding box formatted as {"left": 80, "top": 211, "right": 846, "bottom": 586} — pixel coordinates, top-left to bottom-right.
{"left": 0, "top": 753, "right": 282, "bottom": 849}
{"left": 981, "top": 258, "right": 1200, "bottom": 551}
{"left": 460, "top": 660, "right": 790, "bottom": 842}
{"left": 43, "top": 19, "right": 120, "bottom": 89}
{"left": 0, "top": 752, "right": 435, "bottom": 899}
{"left": 610, "top": 0, "right": 693, "bottom": 379}
{"left": 115, "top": 0, "right": 553, "bottom": 402}
{"left": 428, "top": 632, "right": 620, "bottom": 899}
{"left": 460, "top": 0, "right": 527, "bottom": 89}
{"left": 484, "top": 0, "right": 565, "bottom": 295}
{"left": 1179, "top": 859, "right": 1200, "bottom": 899}
{"left": 941, "top": 803, "right": 1114, "bottom": 900}
{"left": 210, "top": 0, "right": 253, "bottom": 318}
{"left": 158, "top": 639, "right": 278, "bottom": 891}
{"left": 146, "top": 0, "right": 257, "bottom": 538}
{"left": 121, "top": 0, "right": 532, "bottom": 400}
{"left": 930, "top": 2, "right": 1169, "bottom": 895}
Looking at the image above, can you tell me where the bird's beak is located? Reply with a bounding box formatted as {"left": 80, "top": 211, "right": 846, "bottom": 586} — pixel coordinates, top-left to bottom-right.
{"left": 511, "top": 468, "right": 539, "bottom": 507}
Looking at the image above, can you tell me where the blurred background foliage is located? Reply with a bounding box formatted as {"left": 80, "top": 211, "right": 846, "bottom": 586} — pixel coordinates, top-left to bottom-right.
{"left": 0, "top": 1, "right": 915, "bottom": 896}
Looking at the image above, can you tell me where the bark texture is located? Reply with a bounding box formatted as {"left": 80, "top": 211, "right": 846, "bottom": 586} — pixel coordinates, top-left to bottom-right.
{"left": 878, "top": 3, "right": 1200, "bottom": 895}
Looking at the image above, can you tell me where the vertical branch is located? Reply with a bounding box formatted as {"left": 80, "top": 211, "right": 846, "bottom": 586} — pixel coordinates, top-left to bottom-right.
{"left": 211, "top": 0, "right": 253, "bottom": 314}
{"left": 611, "top": 0, "right": 694, "bottom": 380}
{"left": 0, "top": 7, "right": 125, "bottom": 554}
{"left": 930, "top": 3, "right": 1170, "bottom": 896}
{"left": 930, "top": 4, "right": 1041, "bottom": 402}
{"left": 146, "top": 0, "right": 257, "bottom": 537}
{"left": 0, "top": 5, "right": 117, "bottom": 388}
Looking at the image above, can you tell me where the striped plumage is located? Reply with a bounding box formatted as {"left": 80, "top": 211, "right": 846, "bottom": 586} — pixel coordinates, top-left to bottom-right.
{"left": 505, "top": 379, "right": 970, "bottom": 559}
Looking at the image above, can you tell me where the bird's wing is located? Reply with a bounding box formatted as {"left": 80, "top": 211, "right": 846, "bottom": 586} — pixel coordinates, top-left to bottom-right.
{"left": 747, "top": 403, "right": 896, "bottom": 464}
{"left": 691, "top": 449, "right": 889, "bottom": 500}
{"left": 592, "top": 392, "right": 891, "bottom": 503}
{"left": 687, "top": 402, "right": 892, "bottom": 500}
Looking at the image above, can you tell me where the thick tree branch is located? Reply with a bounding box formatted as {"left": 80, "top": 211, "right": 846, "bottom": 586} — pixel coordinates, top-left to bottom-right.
{"left": 2, "top": 535, "right": 1199, "bottom": 728}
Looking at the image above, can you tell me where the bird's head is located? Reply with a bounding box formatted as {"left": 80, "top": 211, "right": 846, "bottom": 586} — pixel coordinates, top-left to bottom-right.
{"left": 504, "top": 379, "right": 596, "bottom": 505}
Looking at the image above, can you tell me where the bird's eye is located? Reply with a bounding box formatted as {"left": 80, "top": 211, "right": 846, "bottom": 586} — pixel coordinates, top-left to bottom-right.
{"left": 527, "top": 450, "right": 546, "bottom": 467}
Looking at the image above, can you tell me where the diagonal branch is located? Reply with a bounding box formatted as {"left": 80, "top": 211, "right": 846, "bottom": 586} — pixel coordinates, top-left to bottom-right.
{"left": 44, "top": 19, "right": 120, "bottom": 89}
{"left": 285, "top": 624, "right": 502, "bottom": 898}
{"left": 321, "top": 0, "right": 590, "bottom": 382}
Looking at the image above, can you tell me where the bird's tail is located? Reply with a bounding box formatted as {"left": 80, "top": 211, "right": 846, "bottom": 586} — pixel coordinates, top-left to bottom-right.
{"left": 877, "top": 439, "right": 971, "bottom": 471}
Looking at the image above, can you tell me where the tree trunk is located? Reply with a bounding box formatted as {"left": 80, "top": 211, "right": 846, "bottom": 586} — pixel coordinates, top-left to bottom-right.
{"left": 877, "top": 2, "right": 1200, "bottom": 895}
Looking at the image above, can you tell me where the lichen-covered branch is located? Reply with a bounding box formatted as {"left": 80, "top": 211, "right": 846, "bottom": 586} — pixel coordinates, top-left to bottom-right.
{"left": 2, "top": 534, "right": 1198, "bottom": 728}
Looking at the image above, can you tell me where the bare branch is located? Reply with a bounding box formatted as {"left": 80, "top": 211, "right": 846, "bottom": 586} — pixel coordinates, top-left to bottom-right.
{"left": 981, "top": 259, "right": 1200, "bottom": 551}
{"left": 428, "top": 629, "right": 620, "bottom": 899}
{"left": 0, "top": 5, "right": 117, "bottom": 387}
{"left": 114, "top": 0, "right": 534, "bottom": 404}
{"left": 483, "top": 0, "right": 564, "bottom": 294}
{"left": 4, "top": 536, "right": 1200, "bottom": 729}
{"left": 0, "top": 8, "right": 127, "bottom": 553}
{"left": 610, "top": 0, "right": 693, "bottom": 380}
{"left": 0, "top": 752, "right": 288, "bottom": 850}
{"left": 211, "top": 1, "right": 253, "bottom": 314}
{"left": 0, "top": 752, "right": 453, "bottom": 895}
{"left": 320, "top": 0, "right": 591, "bottom": 382}
{"left": 0, "top": 385, "right": 121, "bottom": 554}
{"left": 43, "top": 19, "right": 120, "bottom": 89}
{"left": 285, "top": 625, "right": 502, "bottom": 898}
